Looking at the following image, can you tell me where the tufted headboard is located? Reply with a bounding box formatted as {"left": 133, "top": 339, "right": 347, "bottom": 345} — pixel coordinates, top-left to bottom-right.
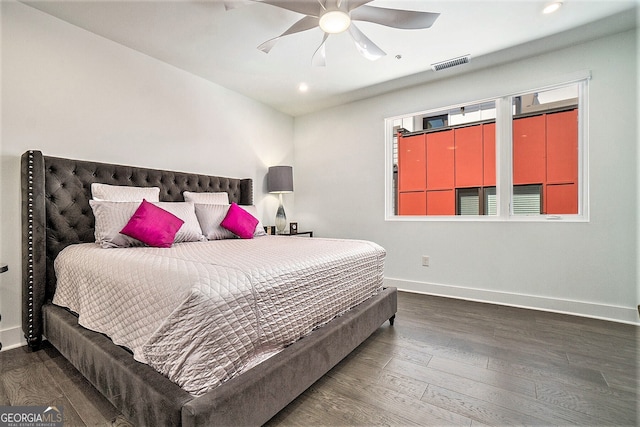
{"left": 21, "top": 150, "right": 253, "bottom": 347}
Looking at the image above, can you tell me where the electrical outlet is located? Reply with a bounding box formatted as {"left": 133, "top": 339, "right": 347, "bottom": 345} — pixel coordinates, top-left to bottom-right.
{"left": 422, "top": 256, "right": 430, "bottom": 267}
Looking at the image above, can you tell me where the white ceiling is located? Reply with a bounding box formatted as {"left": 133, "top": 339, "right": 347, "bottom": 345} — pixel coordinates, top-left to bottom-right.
{"left": 23, "top": 0, "right": 638, "bottom": 116}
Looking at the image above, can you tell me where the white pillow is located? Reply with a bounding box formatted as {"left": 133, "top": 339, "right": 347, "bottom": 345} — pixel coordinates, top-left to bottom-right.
{"left": 89, "top": 201, "right": 144, "bottom": 248}
{"left": 194, "top": 204, "right": 235, "bottom": 240}
{"left": 183, "top": 191, "right": 229, "bottom": 205}
{"left": 92, "top": 183, "right": 160, "bottom": 202}
{"left": 90, "top": 200, "right": 205, "bottom": 248}
{"left": 194, "top": 204, "right": 266, "bottom": 240}
{"left": 241, "top": 205, "right": 267, "bottom": 236}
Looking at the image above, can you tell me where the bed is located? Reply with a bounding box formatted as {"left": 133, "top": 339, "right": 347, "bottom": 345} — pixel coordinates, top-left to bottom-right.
{"left": 20, "top": 150, "right": 397, "bottom": 426}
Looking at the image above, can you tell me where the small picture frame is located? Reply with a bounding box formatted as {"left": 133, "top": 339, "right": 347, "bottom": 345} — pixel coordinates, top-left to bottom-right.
{"left": 265, "top": 226, "right": 275, "bottom": 235}
{"left": 289, "top": 222, "right": 298, "bottom": 234}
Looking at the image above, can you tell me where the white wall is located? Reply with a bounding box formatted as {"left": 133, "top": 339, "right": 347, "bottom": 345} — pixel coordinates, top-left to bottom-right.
{"left": 0, "top": 2, "right": 294, "bottom": 349}
{"left": 294, "top": 28, "right": 639, "bottom": 324}
{"left": 0, "top": 3, "right": 637, "bottom": 354}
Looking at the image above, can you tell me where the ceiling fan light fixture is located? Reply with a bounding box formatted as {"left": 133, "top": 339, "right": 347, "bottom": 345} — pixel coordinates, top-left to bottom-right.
{"left": 543, "top": 1, "right": 563, "bottom": 14}
{"left": 319, "top": 11, "right": 351, "bottom": 34}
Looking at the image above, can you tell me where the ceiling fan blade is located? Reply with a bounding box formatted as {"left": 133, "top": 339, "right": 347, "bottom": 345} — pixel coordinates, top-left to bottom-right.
{"left": 258, "top": 16, "right": 319, "bottom": 53}
{"left": 350, "top": 5, "right": 440, "bottom": 29}
{"left": 346, "top": 0, "right": 374, "bottom": 12}
{"left": 312, "top": 33, "right": 330, "bottom": 67}
{"left": 348, "top": 23, "right": 386, "bottom": 61}
{"left": 257, "top": 0, "right": 323, "bottom": 17}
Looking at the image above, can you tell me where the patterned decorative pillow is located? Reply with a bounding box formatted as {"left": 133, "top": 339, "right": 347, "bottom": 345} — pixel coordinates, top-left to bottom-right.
{"left": 220, "top": 203, "right": 259, "bottom": 239}
{"left": 194, "top": 204, "right": 236, "bottom": 240}
{"left": 183, "top": 191, "right": 229, "bottom": 205}
{"left": 91, "top": 183, "right": 160, "bottom": 202}
{"left": 90, "top": 200, "right": 205, "bottom": 248}
{"left": 90, "top": 200, "right": 145, "bottom": 248}
{"left": 120, "top": 200, "right": 184, "bottom": 248}
{"left": 240, "top": 205, "right": 267, "bottom": 236}
{"left": 195, "top": 204, "right": 266, "bottom": 240}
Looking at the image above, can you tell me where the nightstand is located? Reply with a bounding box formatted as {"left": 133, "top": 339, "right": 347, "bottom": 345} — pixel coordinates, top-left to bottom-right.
{"left": 280, "top": 231, "right": 313, "bottom": 237}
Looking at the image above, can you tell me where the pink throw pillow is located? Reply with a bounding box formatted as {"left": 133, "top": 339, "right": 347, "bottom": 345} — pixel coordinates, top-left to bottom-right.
{"left": 220, "top": 203, "right": 259, "bottom": 239}
{"left": 120, "top": 199, "right": 184, "bottom": 248}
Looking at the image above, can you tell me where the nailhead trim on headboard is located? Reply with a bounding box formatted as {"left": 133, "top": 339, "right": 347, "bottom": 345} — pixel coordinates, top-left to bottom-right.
{"left": 27, "top": 150, "right": 35, "bottom": 342}
{"left": 22, "top": 149, "right": 47, "bottom": 348}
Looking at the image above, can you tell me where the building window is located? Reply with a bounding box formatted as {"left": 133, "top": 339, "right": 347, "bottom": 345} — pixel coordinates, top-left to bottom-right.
{"left": 385, "top": 78, "right": 588, "bottom": 221}
{"left": 456, "top": 187, "right": 497, "bottom": 215}
{"left": 513, "top": 185, "right": 543, "bottom": 215}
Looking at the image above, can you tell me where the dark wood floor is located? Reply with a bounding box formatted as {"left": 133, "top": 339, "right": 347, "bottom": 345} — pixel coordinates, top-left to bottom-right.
{"left": 1, "top": 292, "right": 637, "bottom": 426}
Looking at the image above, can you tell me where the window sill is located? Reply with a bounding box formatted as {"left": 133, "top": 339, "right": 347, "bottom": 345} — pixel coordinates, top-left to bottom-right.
{"left": 384, "top": 214, "right": 589, "bottom": 223}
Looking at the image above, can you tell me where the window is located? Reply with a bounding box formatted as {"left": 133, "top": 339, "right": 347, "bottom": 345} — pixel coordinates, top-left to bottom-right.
{"left": 423, "top": 114, "right": 448, "bottom": 129}
{"left": 512, "top": 86, "right": 579, "bottom": 216}
{"left": 385, "top": 78, "right": 588, "bottom": 221}
{"left": 394, "top": 100, "right": 496, "bottom": 217}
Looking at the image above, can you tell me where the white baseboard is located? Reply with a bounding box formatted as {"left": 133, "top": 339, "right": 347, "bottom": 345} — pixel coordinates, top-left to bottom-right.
{"left": 0, "top": 326, "right": 27, "bottom": 351}
{"left": 385, "top": 277, "right": 640, "bottom": 325}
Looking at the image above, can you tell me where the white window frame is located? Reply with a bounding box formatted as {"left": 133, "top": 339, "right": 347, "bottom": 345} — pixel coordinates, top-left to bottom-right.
{"left": 384, "top": 76, "right": 590, "bottom": 222}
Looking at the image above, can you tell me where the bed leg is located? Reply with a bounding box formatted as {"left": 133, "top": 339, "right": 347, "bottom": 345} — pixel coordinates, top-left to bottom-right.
{"left": 389, "top": 315, "right": 395, "bottom": 326}
{"left": 26, "top": 335, "right": 42, "bottom": 351}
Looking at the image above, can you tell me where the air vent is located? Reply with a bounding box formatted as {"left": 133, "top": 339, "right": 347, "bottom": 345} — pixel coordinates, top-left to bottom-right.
{"left": 431, "top": 55, "right": 471, "bottom": 71}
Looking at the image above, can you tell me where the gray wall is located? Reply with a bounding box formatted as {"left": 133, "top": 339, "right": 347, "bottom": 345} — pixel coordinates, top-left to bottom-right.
{"left": 293, "top": 28, "right": 638, "bottom": 323}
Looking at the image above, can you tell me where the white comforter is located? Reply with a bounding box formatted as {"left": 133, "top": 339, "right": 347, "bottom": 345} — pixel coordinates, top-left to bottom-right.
{"left": 53, "top": 236, "right": 385, "bottom": 396}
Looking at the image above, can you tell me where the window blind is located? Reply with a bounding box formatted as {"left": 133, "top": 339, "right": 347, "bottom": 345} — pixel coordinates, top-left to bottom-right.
{"left": 513, "top": 185, "right": 542, "bottom": 215}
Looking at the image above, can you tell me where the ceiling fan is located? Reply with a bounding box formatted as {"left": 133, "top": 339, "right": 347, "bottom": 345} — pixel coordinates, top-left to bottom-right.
{"left": 227, "top": 0, "right": 440, "bottom": 66}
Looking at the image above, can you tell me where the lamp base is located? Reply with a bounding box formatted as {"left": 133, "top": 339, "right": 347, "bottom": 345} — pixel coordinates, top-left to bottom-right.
{"left": 275, "top": 204, "right": 287, "bottom": 234}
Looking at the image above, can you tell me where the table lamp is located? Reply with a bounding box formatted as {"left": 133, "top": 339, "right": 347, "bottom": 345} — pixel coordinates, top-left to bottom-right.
{"left": 267, "top": 166, "right": 293, "bottom": 234}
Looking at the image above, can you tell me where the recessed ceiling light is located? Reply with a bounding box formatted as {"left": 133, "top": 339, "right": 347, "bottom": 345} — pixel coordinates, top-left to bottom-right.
{"left": 298, "top": 83, "right": 309, "bottom": 93}
{"left": 543, "top": 1, "right": 563, "bottom": 14}
{"left": 319, "top": 10, "right": 351, "bottom": 34}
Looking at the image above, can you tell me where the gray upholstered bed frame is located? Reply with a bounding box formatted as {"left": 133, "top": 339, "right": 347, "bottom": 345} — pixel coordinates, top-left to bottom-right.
{"left": 21, "top": 150, "right": 398, "bottom": 426}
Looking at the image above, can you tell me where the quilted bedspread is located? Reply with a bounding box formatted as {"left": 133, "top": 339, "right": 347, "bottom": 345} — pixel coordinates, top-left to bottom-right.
{"left": 53, "top": 236, "right": 385, "bottom": 396}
